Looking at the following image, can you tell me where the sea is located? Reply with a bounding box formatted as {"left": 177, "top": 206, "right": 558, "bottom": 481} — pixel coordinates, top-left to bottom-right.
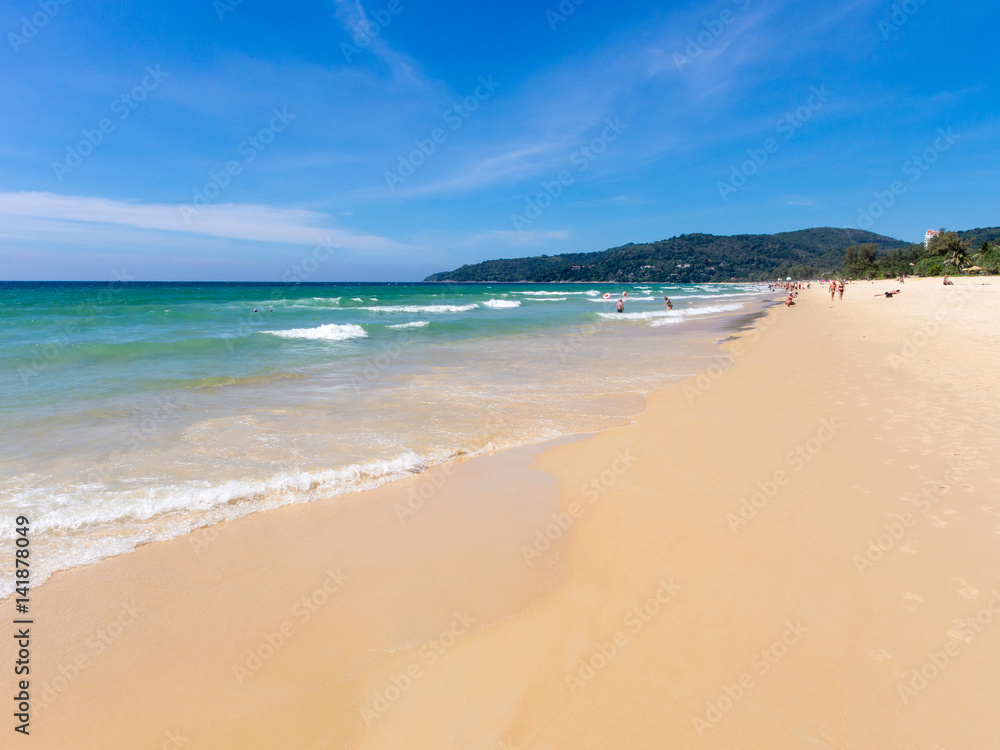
{"left": 0, "top": 281, "right": 773, "bottom": 595}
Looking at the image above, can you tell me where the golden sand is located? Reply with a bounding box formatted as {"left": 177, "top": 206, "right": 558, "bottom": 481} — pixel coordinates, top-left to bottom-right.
{"left": 5, "top": 277, "right": 999, "bottom": 748}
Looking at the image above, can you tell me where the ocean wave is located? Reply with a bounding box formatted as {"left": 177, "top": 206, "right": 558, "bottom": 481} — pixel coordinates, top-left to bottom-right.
{"left": 682, "top": 292, "right": 767, "bottom": 300}
{"left": 518, "top": 290, "right": 589, "bottom": 296}
{"left": 597, "top": 303, "right": 744, "bottom": 321}
{"left": 0, "top": 451, "right": 439, "bottom": 598}
{"left": 387, "top": 321, "right": 430, "bottom": 329}
{"left": 648, "top": 318, "right": 685, "bottom": 327}
{"left": 482, "top": 299, "right": 521, "bottom": 308}
{"left": 261, "top": 323, "right": 367, "bottom": 341}
{"left": 357, "top": 304, "right": 479, "bottom": 313}
{"left": 526, "top": 297, "right": 567, "bottom": 302}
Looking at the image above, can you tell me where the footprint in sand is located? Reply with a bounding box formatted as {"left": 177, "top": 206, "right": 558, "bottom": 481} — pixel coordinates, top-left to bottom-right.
{"left": 870, "top": 648, "right": 891, "bottom": 661}
{"left": 947, "top": 619, "right": 976, "bottom": 643}
{"left": 952, "top": 578, "right": 980, "bottom": 599}
{"left": 901, "top": 592, "right": 923, "bottom": 613}
{"left": 900, "top": 541, "right": 918, "bottom": 554}
{"left": 927, "top": 515, "right": 947, "bottom": 528}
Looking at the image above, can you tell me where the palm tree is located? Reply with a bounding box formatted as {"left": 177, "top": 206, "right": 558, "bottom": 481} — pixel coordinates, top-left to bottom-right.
{"left": 944, "top": 245, "right": 970, "bottom": 272}
{"left": 976, "top": 242, "right": 1000, "bottom": 274}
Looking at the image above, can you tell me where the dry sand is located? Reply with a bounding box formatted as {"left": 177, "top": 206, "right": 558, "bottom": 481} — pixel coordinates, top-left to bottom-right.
{"left": 4, "top": 276, "right": 999, "bottom": 749}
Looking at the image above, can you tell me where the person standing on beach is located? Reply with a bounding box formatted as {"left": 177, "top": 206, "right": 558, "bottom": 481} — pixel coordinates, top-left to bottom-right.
{"left": 837, "top": 280, "right": 845, "bottom": 300}
{"left": 829, "top": 281, "right": 836, "bottom": 300}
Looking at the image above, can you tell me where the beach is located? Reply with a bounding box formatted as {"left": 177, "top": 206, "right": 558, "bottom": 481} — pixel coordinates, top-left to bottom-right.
{"left": 4, "top": 276, "right": 999, "bottom": 748}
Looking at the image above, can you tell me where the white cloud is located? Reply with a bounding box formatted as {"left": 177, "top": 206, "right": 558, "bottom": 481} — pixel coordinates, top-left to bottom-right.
{"left": 0, "top": 191, "right": 406, "bottom": 252}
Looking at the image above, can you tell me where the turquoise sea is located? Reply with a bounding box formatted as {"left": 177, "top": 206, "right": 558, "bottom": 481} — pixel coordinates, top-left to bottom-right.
{"left": 0, "top": 281, "right": 771, "bottom": 594}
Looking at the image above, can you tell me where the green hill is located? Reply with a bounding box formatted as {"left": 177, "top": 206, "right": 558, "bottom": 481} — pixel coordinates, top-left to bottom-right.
{"left": 425, "top": 227, "right": 911, "bottom": 283}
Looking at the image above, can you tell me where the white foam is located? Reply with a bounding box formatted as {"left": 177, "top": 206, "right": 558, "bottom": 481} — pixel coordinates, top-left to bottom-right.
{"left": 0, "top": 452, "right": 438, "bottom": 598}
{"left": 649, "top": 318, "right": 684, "bottom": 326}
{"left": 597, "top": 303, "right": 744, "bottom": 321}
{"left": 358, "top": 304, "right": 479, "bottom": 313}
{"left": 518, "top": 290, "right": 589, "bottom": 296}
{"left": 682, "top": 291, "right": 768, "bottom": 300}
{"left": 482, "top": 299, "right": 521, "bottom": 308}
{"left": 527, "top": 297, "right": 567, "bottom": 302}
{"left": 262, "top": 323, "right": 368, "bottom": 341}
{"left": 387, "top": 321, "right": 430, "bottom": 329}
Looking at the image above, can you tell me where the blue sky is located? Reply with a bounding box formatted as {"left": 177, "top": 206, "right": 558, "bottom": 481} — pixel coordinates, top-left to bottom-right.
{"left": 0, "top": 0, "right": 997, "bottom": 280}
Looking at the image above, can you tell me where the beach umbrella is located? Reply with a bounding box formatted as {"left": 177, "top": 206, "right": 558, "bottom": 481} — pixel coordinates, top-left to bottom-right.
{"left": 786, "top": 276, "right": 791, "bottom": 281}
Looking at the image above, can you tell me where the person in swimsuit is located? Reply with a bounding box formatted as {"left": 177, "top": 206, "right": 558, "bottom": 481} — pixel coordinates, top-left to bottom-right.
{"left": 837, "top": 281, "right": 845, "bottom": 300}
{"left": 663, "top": 297, "right": 673, "bottom": 310}
{"left": 616, "top": 298, "right": 624, "bottom": 313}
{"left": 876, "top": 290, "right": 902, "bottom": 298}
{"left": 829, "top": 281, "right": 836, "bottom": 301}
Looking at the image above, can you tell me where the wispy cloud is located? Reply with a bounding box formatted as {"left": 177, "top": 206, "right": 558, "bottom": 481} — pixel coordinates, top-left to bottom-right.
{"left": 0, "top": 191, "right": 405, "bottom": 251}
{"left": 331, "top": 0, "right": 426, "bottom": 83}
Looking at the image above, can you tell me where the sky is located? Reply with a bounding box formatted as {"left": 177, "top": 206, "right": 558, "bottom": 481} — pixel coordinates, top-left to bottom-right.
{"left": 0, "top": 0, "right": 997, "bottom": 281}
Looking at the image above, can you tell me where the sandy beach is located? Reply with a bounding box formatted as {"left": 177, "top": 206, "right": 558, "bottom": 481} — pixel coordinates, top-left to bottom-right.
{"left": 5, "top": 276, "right": 999, "bottom": 748}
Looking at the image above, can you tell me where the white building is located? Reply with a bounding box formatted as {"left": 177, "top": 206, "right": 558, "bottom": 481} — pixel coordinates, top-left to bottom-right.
{"left": 924, "top": 229, "right": 941, "bottom": 247}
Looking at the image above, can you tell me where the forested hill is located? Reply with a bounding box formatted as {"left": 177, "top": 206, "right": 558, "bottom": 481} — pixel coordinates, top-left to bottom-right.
{"left": 424, "top": 227, "right": 910, "bottom": 283}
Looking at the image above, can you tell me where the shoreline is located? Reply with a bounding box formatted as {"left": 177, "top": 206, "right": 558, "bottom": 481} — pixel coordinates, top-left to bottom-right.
{"left": 4, "top": 277, "right": 998, "bottom": 748}
{"left": 3, "top": 295, "right": 772, "bottom": 598}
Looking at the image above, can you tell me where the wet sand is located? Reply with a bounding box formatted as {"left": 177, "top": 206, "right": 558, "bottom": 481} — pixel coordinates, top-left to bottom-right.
{"left": 4, "top": 276, "right": 999, "bottom": 748}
